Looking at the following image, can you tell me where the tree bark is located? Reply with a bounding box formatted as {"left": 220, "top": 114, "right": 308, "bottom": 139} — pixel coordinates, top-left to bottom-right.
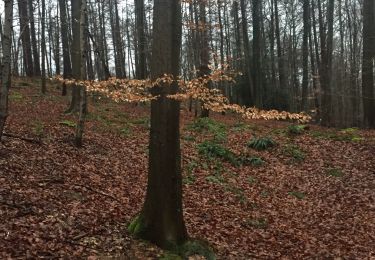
{"left": 28, "top": 0, "right": 41, "bottom": 76}
{"left": 41, "top": 0, "right": 46, "bottom": 94}
{"left": 129, "top": 0, "right": 188, "bottom": 249}
{"left": 66, "top": 0, "right": 82, "bottom": 113}
{"left": 0, "top": 0, "right": 13, "bottom": 139}
{"left": 301, "top": 0, "right": 310, "bottom": 112}
{"left": 135, "top": 0, "right": 147, "bottom": 79}
{"left": 75, "top": 0, "right": 88, "bottom": 147}
{"left": 59, "top": 0, "right": 72, "bottom": 96}
{"left": 18, "top": 0, "right": 34, "bottom": 77}
{"left": 362, "top": 0, "right": 375, "bottom": 127}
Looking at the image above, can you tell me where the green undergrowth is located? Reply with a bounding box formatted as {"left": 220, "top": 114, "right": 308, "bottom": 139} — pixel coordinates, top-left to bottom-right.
{"left": 248, "top": 136, "right": 276, "bottom": 150}
{"left": 287, "top": 124, "right": 309, "bottom": 135}
{"left": 129, "top": 216, "right": 215, "bottom": 260}
{"left": 231, "top": 121, "right": 259, "bottom": 132}
{"left": 244, "top": 217, "right": 268, "bottom": 229}
{"left": 282, "top": 144, "right": 306, "bottom": 162}
{"left": 288, "top": 191, "right": 306, "bottom": 200}
{"left": 59, "top": 120, "right": 76, "bottom": 128}
{"left": 325, "top": 167, "right": 344, "bottom": 177}
{"left": 187, "top": 117, "right": 227, "bottom": 142}
{"left": 159, "top": 240, "right": 216, "bottom": 260}
{"left": 197, "top": 140, "right": 238, "bottom": 166}
{"left": 31, "top": 120, "right": 45, "bottom": 137}
{"left": 9, "top": 92, "right": 24, "bottom": 101}
{"left": 311, "top": 127, "right": 363, "bottom": 142}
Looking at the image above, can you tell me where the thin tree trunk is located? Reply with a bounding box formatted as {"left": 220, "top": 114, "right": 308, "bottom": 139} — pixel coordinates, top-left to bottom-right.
{"left": 0, "top": 0, "right": 13, "bottom": 139}
{"left": 41, "top": 0, "right": 46, "bottom": 94}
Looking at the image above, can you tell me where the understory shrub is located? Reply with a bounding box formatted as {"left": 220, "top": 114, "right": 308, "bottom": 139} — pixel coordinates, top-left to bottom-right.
{"left": 248, "top": 136, "right": 276, "bottom": 150}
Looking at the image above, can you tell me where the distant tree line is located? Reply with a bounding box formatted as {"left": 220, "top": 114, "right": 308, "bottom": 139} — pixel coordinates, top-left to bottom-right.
{"left": 0, "top": 0, "right": 374, "bottom": 129}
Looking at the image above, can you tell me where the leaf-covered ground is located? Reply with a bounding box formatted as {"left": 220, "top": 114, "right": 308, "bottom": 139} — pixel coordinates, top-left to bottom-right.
{"left": 1, "top": 78, "right": 374, "bottom": 259}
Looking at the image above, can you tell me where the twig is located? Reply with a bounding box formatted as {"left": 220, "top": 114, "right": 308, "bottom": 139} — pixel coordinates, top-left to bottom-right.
{"left": 73, "top": 184, "right": 121, "bottom": 203}
{"left": 2, "top": 132, "right": 42, "bottom": 144}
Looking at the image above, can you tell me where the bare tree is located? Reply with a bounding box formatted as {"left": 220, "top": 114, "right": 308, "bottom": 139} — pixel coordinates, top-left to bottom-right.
{"left": 0, "top": 0, "right": 13, "bottom": 139}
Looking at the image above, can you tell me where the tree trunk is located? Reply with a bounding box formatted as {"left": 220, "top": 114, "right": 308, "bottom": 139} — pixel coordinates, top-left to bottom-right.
{"left": 28, "top": 0, "right": 41, "bottom": 76}
{"left": 135, "top": 0, "right": 147, "bottom": 79}
{"left": 129, "top": 0, "right": 188, "bottom": 249}
{"left": 75, "top": 0, "right": 88, "bottom": 147}
{"left": 66, "top": 0, "right": 82, "bottom": 113}
{"left": 41, "top": 0, "right": 46, "bottom": 94}
{"left": 240, "top": 0, "right": 254, "bottom": 106}
{"left": 59, "top": 0, "right": 72, "bottom": 96}
{"left": 0, "top": 0, "right": 13, "bottom": 139}
{"left": 252, "top": 0, "right": 263, "bottom": 108}
{"left": 18, "top": 0, "right": 34, "bottom": 77}
{"left": 362, "top": 0, "right": 375, "bottom": 127}
{"left": 301, "top": 0, "right": 310, "bottom": 112}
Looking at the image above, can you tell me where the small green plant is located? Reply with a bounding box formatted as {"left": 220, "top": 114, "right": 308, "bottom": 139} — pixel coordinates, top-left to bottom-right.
{"left": 119, "top": 126, "right": 131, "bottom": 137}
{"left": 248, "top": 136, "right": 276, "bottom": 150}
{"left": 183, "top": 161, "right": 198, "bottom": 185}
{"left": 282, "top": 144, "right": 305, "bottom": 162}
{"left": 9, "top": 92, "right": 23, "bottom": 101}
{"left": 187, "top": 117, "right": 227, "bottom": 142}
{"left": 32, "top": 121, "right": 45, "bottom": 137}
{"left": 288, "top": 124, "right": 308, "bottom": 135}
{"left": 247, "top": 176, "right": 257, "bottom": 184}
{"left": 311, "top": 128, "right": 363, "bottom": 142}
{"left": 225, "top": 185, "right": 246, "bottom": 203}
{"left": 205, "top": 174, "right": 225, "bottom": 184}
{"left": 182, "top": 135, "right": 195, "bottom": 142}
{"left": 130, "top": 117, "right": 150, "bottom": 128}
{"left": 289, "top": 191, "right": 305, "bottom": 200}
{"left": 245, "top": 218, "right": 268, "bottom": 229}
{"left": 59, "top": 120, "right": 76, "bottom": 128}
{"left": 238, "top": 156, "right": 265, "bottom": 166}
{"left": 197, "top": 140, "right": 238, "bottom": 165}
{"left": 326, "top": 167, "right": 344, "bottom": 177}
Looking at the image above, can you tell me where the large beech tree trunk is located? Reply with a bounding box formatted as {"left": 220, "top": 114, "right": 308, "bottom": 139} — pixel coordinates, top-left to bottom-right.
{"left": 362, "top": 0, "right": 375, "bottom": 128}
{"left": 129, "top": 0, "right": 188, "bottom": 249}
{"left": 0, "top": 0, "right": 13, "bottom": 139}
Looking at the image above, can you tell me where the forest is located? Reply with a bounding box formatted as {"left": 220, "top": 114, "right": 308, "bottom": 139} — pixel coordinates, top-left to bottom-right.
{"left": 0, "top": 0, "right": 374, "bottom": 259}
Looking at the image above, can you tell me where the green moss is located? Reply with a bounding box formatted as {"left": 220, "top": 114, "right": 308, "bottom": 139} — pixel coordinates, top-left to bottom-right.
{"left": 9, "top": 92, "right": 23, "bottom": 101}
{"left": 174, "top": 240, "right": 216, "bottom": 260}
{"left": 59, "top": 120, "right": 77, "bottom": 128}
{"left": 128, "top": 215, "right": 145, "bottom": 235}
{"left": 289, "top": 191, "right": 305, "bottom": 200}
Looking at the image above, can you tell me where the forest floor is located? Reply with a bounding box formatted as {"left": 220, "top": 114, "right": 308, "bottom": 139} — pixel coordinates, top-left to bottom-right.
{"left": 1, "top": 78, "right": 375, "bottom": 259}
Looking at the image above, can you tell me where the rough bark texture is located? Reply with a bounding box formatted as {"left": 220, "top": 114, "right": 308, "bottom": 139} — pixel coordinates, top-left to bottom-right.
{"left": 135, "top": 0, "right": 147, "bottom": 79}
{"left": 362, "top": 0, "right": 375, "bottom": 127}
{"left": 130, "top": 0, "right": 188, "bottom": 249}
{"left": 66, "top": 0, "right": 82, "bottom": 113}
{"left": 301, "top": 0, "right": 310, "bottom": 112}
{"left": 59, "top": 0, "right": 72, "bottom": 96}
{"left": 73, "top": 0, "right": 87, "bottom": 147}
{"left": 41, "top": 0, "right": 46, "bottom": 94}
{"left": 18, "top": 0, "right": 34, "bottom": 77}
{"left": 0, "top": 0, "right": 13, "bottom": 139}
{"left": 28, "top": 0, "right": 41, "bottom": 76}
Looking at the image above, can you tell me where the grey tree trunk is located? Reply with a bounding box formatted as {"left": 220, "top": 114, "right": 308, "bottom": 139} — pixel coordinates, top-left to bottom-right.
{"left": 59, "top": 0, "right": 72, "bottom": 96}
{"left": 18, "top": 0, "right": 34, "bottom": 77}
{"left": 0, "top": 0, "right": 13, "bottom": 139}
{"left": 362, "top": 0, "right": 375, "bottom": 127}
{"left": 129, "top": 0, "right": 188, "bottom": 249}
{"left": 41, "top": 0, "right": 46, "bottom": 94}
{"left": 135, "top": 0, "right": 147, "bottom": 79}
{"left": 75, "top": 0, "right": 87, "bottom": 147}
